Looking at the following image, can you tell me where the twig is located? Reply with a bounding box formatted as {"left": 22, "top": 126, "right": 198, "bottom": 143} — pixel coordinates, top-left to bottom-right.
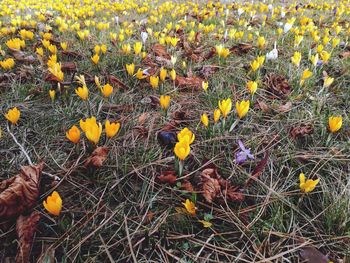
{"left": 7, "top": 123, "right": 33, "bottom": 165}
{"left": 124, "top": 215, "right": 138, "bottom": 263}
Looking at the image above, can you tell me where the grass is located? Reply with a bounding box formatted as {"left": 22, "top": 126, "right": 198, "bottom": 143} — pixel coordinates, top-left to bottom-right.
{"left": 1, "top": 0, "right": 350, "bottom": 262}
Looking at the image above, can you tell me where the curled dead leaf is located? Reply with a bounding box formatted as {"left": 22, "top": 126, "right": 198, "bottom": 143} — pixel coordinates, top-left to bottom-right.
{"left": 245, "top": 151, "right": 269, "bottom": 186}
{"left": 175, "top": 75, "right": 204, "bottom": 91}
{"left": 230, "top": 43, "right": 253, "bottom": 54}
{"left": 150, "top": 44, "right": 171, "bottom": 59}
{"left": 273, "top": 101, "right": 293, "bottom": 113}
{"left": 290, "top": 124, "right": 314, "bottom": 139}
{"left": 256, "top": 99, "right": 271, "bottom": 113}
{"left": 61, "top": 50, "right": 83, "bottom": 59}
{"left": 61, "top": 62, "right": 77, "bottom": 72}
{"left": 300, "top": 246, "right": 329, "bottom": 263}
{"left": 0, "top": 163, "right": 44, "bottom": 220}
{"left": 181, "top": 180, "right": 194, "bottom": 192}
{"left": 108, "top": 75, "right": 128, "bottom": 90}
{"left": 264, "top": 74, "right": 292, "bottom": 99}
{"left": 157, "top": 171, "right": 177, "bottom": 185}
{"left": 9, "top": 49, "right": 36, "bottom": 64}
{"left": 84, "top": 147, "right": 109, "bottom": 168}
{"left": 15, "top": 211, "right": 41, "bottom": 263}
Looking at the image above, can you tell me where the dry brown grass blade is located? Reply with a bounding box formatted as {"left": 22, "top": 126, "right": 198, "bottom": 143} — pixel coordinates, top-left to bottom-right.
{"left": 84, "top": 147, "right": 109, "bottom": 168}
{"left": 245, "top": 151, "right": 269, "bottom": 186}
{"left": 15, "top": 211, "right": 41, "bottom": 263}
{"left": 0, "top": 162, "right": 44, "bottom": 220}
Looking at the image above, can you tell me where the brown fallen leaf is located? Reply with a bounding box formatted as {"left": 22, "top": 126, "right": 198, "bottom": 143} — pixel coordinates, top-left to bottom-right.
{"left": 84, "top": 147, "right": 109, "bottom": 168}
{"left": 340, "top": 51, "right": 350, "bottom": 59}
{"left": 245, "top": 151, "right": 269, "bottom": 186}
{"left": 61, "top": 50, "right": 83, "bottom": 59}
{"left": 44, "top": 73, "right": 61, "bottom": 83}
{"left": 9, "top": 49, "right": 36, "bottom": 64}
{"left": 300, "top": 246, "right": 329, "bottom": 263}
{"left": 230, "top": 43, "right": 253, "bottom": 54}
{"left": 0, "top": 163, "right": 44, "bottom": 220}
{"left": 15, "top": 211, "right": 41, "bottom": 263}
{"left": 61, "top": 62, "right": 77, "bottom": 72}
{"left": 181, "top": 180, "right": 194, "bottom": 192}
{"left": 138, "top": 112, "right": 150, "bottom": 126}
{"left": 201, "top": 168, "right": 221, "bottom": 203}
{"left": 108, "top": 75, "right": 128, "bottom": 90}
{"left": 264, "top": 74, "right": 292, "bottom": 99}
{"left": 256, "top": 99, "right": 271, "bottom": 113}
{"left": 157, "top": 171, "right": 177, "bottom": 185}
{"left": 175, "top": 75, "right": 204, "bottom": 91}
{"left": 290, "top": 124, "right": 314, "bottom": 139}
{"left": 273, "top": 101, "right": 293, "bottom": 113}
{"left": 150, "top": 44, "right": 171, "bottom": 59}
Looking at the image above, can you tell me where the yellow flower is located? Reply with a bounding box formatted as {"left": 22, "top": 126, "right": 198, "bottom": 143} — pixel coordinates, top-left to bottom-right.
{"left": 43, "top": 191, "right": 62, "bottom": 216}
{"left": 136, "top": 68, "right": 147, "bottom": 79}
{"left": 49, "top": 89, "right": 55, "bottom": 100}
{"left": 150, "top": 75, "right": 159, "bottom": 89}
{"left": 218, "top": 98, "right": 232, "bottom": 118}
{"left": 236, "top": 100, "right": 250, "bottom": 119}
{"left": 91, "top": 53, "right": 100, "bottom": 64}
{"left": 66, "top": 125, "right": 81, "bottom": 143}
{"left": 300, "top": 68, "right": 313, "bottom": 86}
{"left": 100, "top": 44, "right": 107, "bottom": 54}
{"left": 159, "top": 95, "right": 171, "bottom": 110}
{"left": 6, "top": 38, "right": 24, "bottom": 50}
{"left": 94, "top": 76, "right": 101, "bottom": 88}
{"left": 60, "top": 42, "right": 67, "bottom": 51}
{"left": 328, "top": 116, "right": 342, "bottom": 133}
{"left": 299, "top": 173, "right": 319, "bottom": 193}
{"left": 170, "top": 37, "right": 179, "bottom": 47}
{"left": 75, "top": 85, "right": 89, "bottom": 100}
{"left": 250, "top": 59, "right": 260, "bottom": 72}
{"left": 105, "top": 120, "right": 120, "bottom": 138}
{"left": 246, "top": 81, "right": 257, "bottom": 94}
{"left": 294, "top": 35, "right": 303, "bottom": 47}
{"left": 48, "top": 44, "right": 57, "bottom": 54}
{"left": 174, "top": 140, "right": 191, "bottom": 161}
{"left": 85, "top": 120, "right": 102, "bottom": 144}
{"left": 310, "top": 54, "right": 319, "bottom": 67}
{"left": 48, "top": 63, "right": 64, "bottom": 82}
{"left": 291, "top": 51, "right": 301, "bottom": 67}
{"left": 177, "top": 127, "right": 195, "bottom": 144}
{"left": 320, "top": 50, "right": 331, "bottom": 62}
{"left": 323, "top": 76, "right": 334, "bottom": 88}
{"left": 0, "top": 58, "right": 15, "bottom": 70}
{"left": 202, "top": 81, "right": 209, "bottom": 91}
{"left": 4, "top": 107, "right": 20, "bottom": 125}
{"left": 94, "top": 45, "right": 101, "bottom": 54}
{"left": 201, "top": 113, "right": 209, "bottom": 127}
{"left": 182, "top": 199, "right": 196, "bottom": 215}
{"left": 122, "top": 43, "right": 131, "bottom": 54}
{"left": 101, "top": 84, "right": 113, "bottom": 98}
{"left": 257, "top": 56, "right": 265, "bottom": 66}
{"left": 215, "top": 44, "right": 230, "bottom": 58}
{"left": 36, "top": 47, "right": 44, "bottom": 56}
{"left": 170, "top": 69, "right": 176, "bottom": 81}
{"left": 198, "top": 220, "right": 212, "bottom": 228}
{"left": 160, "top": 67, "right": 167, "bottom": 82}
{"left": 257, "top": 36, "right": 266, "bottom": 49}
{"left": 133, "top": 41, "right": 142, "bottom": 55}
{"left": 213, "top": 109, "right": 221, "bottom": 123}
{"left": 80, "top": 117, "right": 96, "bottom": 132}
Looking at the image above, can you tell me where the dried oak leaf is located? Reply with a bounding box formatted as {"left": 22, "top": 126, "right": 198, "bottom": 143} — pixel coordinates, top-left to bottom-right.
{"left": 264, "top": 74, "right": 292, "bottom": 99}
{"left": 0, "top": 163, "right": 44, "bottom": 220}
{"left": 61, "top": 62, "right": 77, "bottom": 72}
{"left": 201, "top": 168, "right": 221, "bottom": 203}
{"left": 108, "top": 75, "right": 128, "bottom": 90}
{"left": 157, "top": 171, "right": 177, "bottom": 185}
{"left": 255, "top": 99, "right": 271, "bottom": 113}
{"left": 230, "top": 43, "right": 253, "bottom": 54}
{"left": 150, "top": 44, "right": 171, "bottom": 59}
{"left": 61, "top": 50, "right": 83, "bottom": 59}
{"left": 9, "top": 49, "right": 36, "bottom": 64}
{"left": 15, "top": 211, "right": 41, "bottom": 263}
{"left": 181, "top": 180, "right": 194, "bottom": 192}
{"left": 290, "top": 124, "right": 314, "bottom": 139}
{"left": 340, "top": 51, "right": 350, "bottom": 59}
{"left": 84, "top": 147, "right": 109, "bottom": 168}
{"left": 245, "top": 151, "right": 269, "bottom": 186}
{"left": 273, "top": 101, "right": 293, "bottom": 113}
{"left": 175, "top": 75, "right": 204, "bottom": 91}
{"left": 44, "top": 73, "right": 61, "bottom": 83}
{"left": 300, "top": 246, "right": 329, "bottom": 263}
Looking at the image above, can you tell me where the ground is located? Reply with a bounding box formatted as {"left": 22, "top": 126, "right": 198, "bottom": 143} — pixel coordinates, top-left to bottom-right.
{"left": 0, "top": 0, "right": 350, "bottom": 262}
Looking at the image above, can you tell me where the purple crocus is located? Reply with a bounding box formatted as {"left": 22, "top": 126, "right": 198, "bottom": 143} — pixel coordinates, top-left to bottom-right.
{"left": 235, "top": 140, "right": 254, "bottom": 164}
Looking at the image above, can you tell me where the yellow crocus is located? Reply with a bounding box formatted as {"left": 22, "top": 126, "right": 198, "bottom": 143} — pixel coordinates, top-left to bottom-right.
{"left": 133, "top": 41, "right": 142, "bottom": 55}
{"left": 174, "top": 140, "right": 191, "bottom": 161}
{"left": 328, "top": 116, "right": 342, "bottom": 133}
{"left": 213, "top": 109, "right": 221, "bottom": 123}
{"left": 177, "top": 127, "right": 195, "bottom": 144}
{"left": 43, "top": 191, "right": 62, "bottom": 216}
{"left": 257, "top": 36, "right": 266, "bottom": 49}
{"left": 170, "top": 69, "right": 176, "bottom": 81}
{"left": 299, "top": 173, "right": 319, "bottom": 193}
{"left": 300, "top": 69, "right": 313, "bottom": 86}
{"left": 91, "top": 53, "right": 100, "bottom": 64}
{"left": 291, "top": 51, "right": 301, "bottom": 67}
{"left": 236, "top": 100, "right": 250, "bottom": 119}
{"left": 202, "top": 81, "right": 209, "bottom": 91}
{"left": 75, "top": 85, "right": 89, "bottom": 100}
{"left": 85, "top": 120, "right": 102, "bottom": 144}
{"left": 201, "top": 113, "right": 209, "bottom": 127}
{"left": 250, "top": 59, "right": 260, "bottom": 72}
{"left": 182, "top": 199, "right": 196, "bottom": 215}
{"left": 105, "top": 120, "right": 120, "bottom": 138}
{"left": 126, "top": 63, "right": 135, "bottom": 76}
{"left": 150, "top": 75, "right": 159, "bottom": 89}
{"left": 101, "top": 84, "right": 113, "bottom": 98}
{"left": 136, "top": 68, "right": 147, "bottom": 79}
{"left": 323, "top": 76, "right": 334, "bottom": 88}
{"left": 4, "top": 107, "right": 20, "bottom": 125}
{"left": 159, "top": 67, "right": 167, "bottom": 82}
{"left": 159, "top": 95, "right": 171, "bottom": 110}
{"left": 246, "top": 81, "right": 258, "bottom": 94}
{"left": 66, "top": 125, "right": 81, "bottom": 143}
{"left": 49, "top": 89, "right": 55, "bottom": 100}
{"left": 218, "top": 98, "right": 232, "bottom": 118}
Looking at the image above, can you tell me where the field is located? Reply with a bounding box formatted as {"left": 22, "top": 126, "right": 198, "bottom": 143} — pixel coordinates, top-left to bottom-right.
{"left": 0, "top": 0, "right": 350, "bottom": 262}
